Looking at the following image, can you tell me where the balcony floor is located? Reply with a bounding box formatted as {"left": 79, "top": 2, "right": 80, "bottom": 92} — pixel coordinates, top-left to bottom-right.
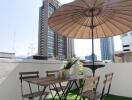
{"left": 49, "top": 89, "right": 132, "bottom": 100}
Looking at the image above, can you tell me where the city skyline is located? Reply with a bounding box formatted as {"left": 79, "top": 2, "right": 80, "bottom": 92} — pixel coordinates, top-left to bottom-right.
{"left": 0, "top": 0, "right": 122, "bottom": 59}
{"left": 100, "top": 37, "right": 115, "bottom": 61}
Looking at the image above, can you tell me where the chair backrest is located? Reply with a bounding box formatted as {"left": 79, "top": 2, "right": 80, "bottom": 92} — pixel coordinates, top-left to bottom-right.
{"left": 19, "top": 71, "right": 39, "bottom": 81}
{"left": 81, "top": 76, "right": 100, "bottom": 93}
{"left": 101, "top": 72, "right": 114, "bottom": 98}
{"left": 46, "top": 70, "right": 59, "bottom": 77}
{"left": 19, "top": 71, "right": 39, "bottom": 98}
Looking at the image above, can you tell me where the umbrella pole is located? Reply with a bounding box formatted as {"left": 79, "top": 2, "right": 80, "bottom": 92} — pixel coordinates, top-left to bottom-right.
{"left": 91, "top": 8, "right": 95, "bottom": 76}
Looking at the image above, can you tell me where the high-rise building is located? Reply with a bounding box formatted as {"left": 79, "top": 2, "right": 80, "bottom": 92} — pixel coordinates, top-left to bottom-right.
{"left": 121, "top": 31, "right": 132, "bottom": 51}
{"left": 85, "top": 54, "right": 97, "bottom": 61}
{"left": 38, "top": 0, "right": 74, "bottom": 59}
{"left": 100, "top": 37, "right": 114, "bottom": 61}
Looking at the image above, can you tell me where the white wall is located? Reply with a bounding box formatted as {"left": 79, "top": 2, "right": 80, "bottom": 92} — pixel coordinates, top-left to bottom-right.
{"left": 95, "top": 63, "right": 132, "bottom": 98}
{"left": 0, "top": 58, "right": 65, "bottom": 100}
{"left": 0, "top": 58, "right": 132, "bottom": 100}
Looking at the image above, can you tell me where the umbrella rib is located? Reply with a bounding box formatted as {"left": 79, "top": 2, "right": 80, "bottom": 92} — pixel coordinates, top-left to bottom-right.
{"left": 49, "top": 11, "right": 85, "bottom": 26}
{"left": 105, "top": 7, "right": 132, "bottom": 12}
{"left": 82, "top": 15, "right": 91, "bottom": 38}
{"left": 68, "top": 13, "right": 88, "bottom": 37}
{"left": 93, "top": 0, "right": 98, "bottom": 8}
{"left": 65, "top": 4, "right": 87, "bottom": 9}
{"left": 105, "top": 3, "right": 132, "bottom": 8}
{"left": 54, "top": 13, "right": 87, "bottom": 37}
{"left": 56, "top": 7, "right": 85, "bottom": 13}
{"left": 98, "top": 12, "right": 116, "bottom": 37}
{"left": 50, "top": 9, "right": 89, "bottom": 28}
{"left": 49, "top": 16, "right": 74, "bottom": 28}
{"left": 105, "top": 3, "right": 132, "bottom": 9}
{"left": 103, "top": 9, "right": 132, "bottom": 17}
{"left": 81, "top": 0, "right": 91, "bottom": 8}
{"left": 79, "top": 15, "right": 91, "bottom": 38}
{"left": 96, "top": 17, "right": 107, "bottom": 37}
{"left": 101, "top": 14, "right": 126, "bottom": 33}
{"left": 97, "top": 0, "right": 131, "bottom": 8}
{"left": 102, "top": 10, "right": 132, "bottom": 28}
{"left": 87, "top": 16, "right": 92, "bottom": 38}
{"left": 66, "top": 13, "right": 88, "bottom": 37}
{"left": 103, "top": 0, "right": 132, "bottom": 7}
{"left": 49, "top": 9, "right": 85, "bottom": 19}
{"left": 55, "top": 13, "right": 86, "bottom": 36}
{"left": 112, "top": 14, "right": 132, "bottom": 23}
{"left": 93, "top": 16, "right": 99, "bottom": 38}
{"left": 52, "top": 21, "right": 75, "bottom": 33}
{"left": 97, "top": 15, "right": 116, "bottom": 36}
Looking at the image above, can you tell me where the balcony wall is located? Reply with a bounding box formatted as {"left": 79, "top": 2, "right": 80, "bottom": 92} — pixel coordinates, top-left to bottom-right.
{"left": 0, "top": 58, "right": 132, "bottom": 100}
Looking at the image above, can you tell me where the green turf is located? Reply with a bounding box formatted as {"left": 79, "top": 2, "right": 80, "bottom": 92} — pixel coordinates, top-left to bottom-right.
{"left": 103, "top": 94, "right": 132, "bottom": 100}
{"left": 48, "top": 89, "right": 132, "bottom": 100}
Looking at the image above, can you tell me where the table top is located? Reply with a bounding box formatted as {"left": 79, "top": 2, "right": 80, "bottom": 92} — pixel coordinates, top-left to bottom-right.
{"left": 24, "top": 75, "right": 85, "bottom": 86}
{"left": 83, "top": 64, "right": 105, "bottom": 70}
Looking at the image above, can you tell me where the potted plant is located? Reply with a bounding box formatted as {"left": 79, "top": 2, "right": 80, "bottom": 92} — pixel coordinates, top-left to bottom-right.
{"left": 62, "top": 57, "right": 79, "bottom": 78}
{"left": 64, "top": 57, "right": 79, "bottom": 69}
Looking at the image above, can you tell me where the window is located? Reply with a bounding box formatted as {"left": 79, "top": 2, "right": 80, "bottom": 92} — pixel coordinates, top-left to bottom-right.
{"left": 123, "top": 49, "right": 130, "bottom": 51}
{"left": 123, "top": 45, "right": 129, "bottom": 47}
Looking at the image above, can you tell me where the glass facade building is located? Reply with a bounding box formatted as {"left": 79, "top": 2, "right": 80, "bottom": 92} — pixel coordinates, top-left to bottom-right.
{"left": 38, "top": 0, "right": 74, "bottom": 59}
{"left": 100, "top": 37, "right": 114, "bottom": 61}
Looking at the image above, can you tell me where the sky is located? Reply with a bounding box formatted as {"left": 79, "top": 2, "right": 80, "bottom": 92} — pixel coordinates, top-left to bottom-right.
{"left": 0, "top": 0, "right": 122, "bottom": 59}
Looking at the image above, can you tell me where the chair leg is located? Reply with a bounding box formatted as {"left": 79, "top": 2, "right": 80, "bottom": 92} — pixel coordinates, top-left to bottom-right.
{"left": 83, "top": 97, "right": 85, "bottom": 100}
{"left": 29, "top": 97, "right": 33, "bottom": 100}
{"left": 49, "top": 85, "right": 54, "bottom": 99}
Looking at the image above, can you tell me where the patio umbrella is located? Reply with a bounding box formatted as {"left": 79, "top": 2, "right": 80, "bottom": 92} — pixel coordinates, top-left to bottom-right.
{"left": 48, "top": 0, "right": 132, "bottom": 76}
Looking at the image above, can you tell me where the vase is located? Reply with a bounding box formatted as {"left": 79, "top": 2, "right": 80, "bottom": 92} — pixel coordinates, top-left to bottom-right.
{"left": 58, "top": 69, "right": 65, "bottom": 79}
{"left": 64, "top": 69, "right": 70, "bottom": 78}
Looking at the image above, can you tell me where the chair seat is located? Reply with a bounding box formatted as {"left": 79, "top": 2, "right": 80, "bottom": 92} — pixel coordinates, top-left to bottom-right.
{"left": 81, "top": 90, "right": 101, "bottom": 100}
{"left": 22, "top": 91, "right": 49, "bottom": 98}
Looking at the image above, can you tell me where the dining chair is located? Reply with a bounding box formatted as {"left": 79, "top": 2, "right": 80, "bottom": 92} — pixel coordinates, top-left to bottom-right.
{"left": 100, "top": 72, "right": 114, "bottom": 99}
{"left": 19, "top": 71, "right": 49, "bottom": 100}
{"left": 46, "top": 70, "right": 68, "bottom": 99}
{"left": 79, "top": 76, "right": 100, "bottom": 100}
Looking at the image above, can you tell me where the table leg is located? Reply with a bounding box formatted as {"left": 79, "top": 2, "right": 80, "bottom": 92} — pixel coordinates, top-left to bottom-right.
{"left": 49, "top": 85, "right": 54, "bottom": 99}
{"left": 74, "top": 80, "right": 82, "bottom": 100}
{"left": 52, "top": 83, "right": 62, "bottom": 100}
{"left": 63, "top": 81, "right": 75, "bottom": 100}
{"left": 60, "top": 81, "right": 70, "bottom": 98}
{"left": 39, "top": 86, "right": 46, "bottom": 100}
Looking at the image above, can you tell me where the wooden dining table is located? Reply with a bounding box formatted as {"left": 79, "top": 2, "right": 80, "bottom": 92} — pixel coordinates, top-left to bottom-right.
{"left": 24, "top": 74, "right": 85, "bottom": 100}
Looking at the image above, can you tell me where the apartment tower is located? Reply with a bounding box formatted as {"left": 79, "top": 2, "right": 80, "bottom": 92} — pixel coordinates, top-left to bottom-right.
{"left": 38, "top": 0, "right": 74, "bottom": 59}
{"left": 121, "top": 31, "right": 132, "bottom": 51}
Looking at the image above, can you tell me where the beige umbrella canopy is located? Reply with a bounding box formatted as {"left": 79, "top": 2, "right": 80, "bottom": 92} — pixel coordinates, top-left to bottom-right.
{"left": 48, "top": 0, "right": 132, "bottom": 76}
{"left": 49, "top": 0, "right": 132, "bottom": 39}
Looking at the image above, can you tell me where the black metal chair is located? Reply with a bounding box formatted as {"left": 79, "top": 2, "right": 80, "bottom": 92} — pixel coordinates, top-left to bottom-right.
{"left": 19, "top": 71, "right": 49, "bottom": 100}
{"left": 101, "top": 72, "right": 114, "bottom": 99}
{"left": 79, "top": 76, "right": 100, "bottom": 100}
{"left": 46, "top": 70, "right": 67, "bottom": 99}
{"left": 79, "top": 72, "right": 114, "bottom": 100}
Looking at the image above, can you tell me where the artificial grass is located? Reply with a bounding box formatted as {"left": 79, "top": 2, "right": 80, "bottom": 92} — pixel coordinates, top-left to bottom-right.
{"left": 103, "top": 94, "right": 132, "bottom": 100}
{"left": 48, "top": 89, "right": 132, "bottom": 100}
